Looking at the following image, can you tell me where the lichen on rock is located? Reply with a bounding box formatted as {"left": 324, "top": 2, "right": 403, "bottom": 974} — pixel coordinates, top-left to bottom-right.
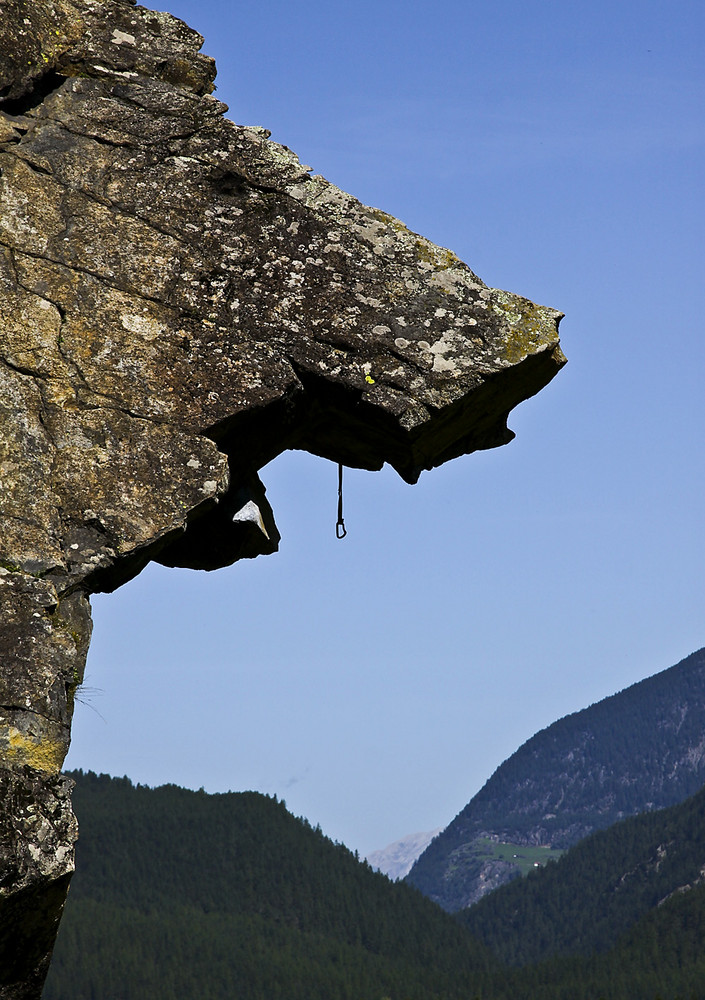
{"left": 0, "top": 0, "right": 565, "bottom": 994}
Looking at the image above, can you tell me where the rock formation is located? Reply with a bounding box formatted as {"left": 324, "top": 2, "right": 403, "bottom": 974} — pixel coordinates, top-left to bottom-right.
{"left": 0, "top": 1, "right": 565, "bottom": 994}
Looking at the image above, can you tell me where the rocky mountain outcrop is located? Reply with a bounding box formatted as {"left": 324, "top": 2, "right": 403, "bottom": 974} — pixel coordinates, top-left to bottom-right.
{"left": 0, "top": 1, "right": 564, "bottom": 994}
{"left": 366, "top": 828, "right": 444, "bottom": 881}
{"left": 407, "top": 648, "right": 705, "bottom": 912}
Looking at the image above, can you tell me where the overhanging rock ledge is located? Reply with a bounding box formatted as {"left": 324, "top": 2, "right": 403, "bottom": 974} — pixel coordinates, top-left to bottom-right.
{"left": 0, "top": 0, "right": 565, "bottom": 995}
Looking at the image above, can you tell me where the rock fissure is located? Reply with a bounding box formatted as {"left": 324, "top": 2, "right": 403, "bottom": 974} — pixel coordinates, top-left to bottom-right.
{"left": 0, "top": 122, "right": 29, "bottom": 145}
{"left": 0, "top": 73, "right": 69, "bottom": 118}
{"left": 12, "top": 155, "right": 53, "bottom": 180}
{"left": 35, "top": 403, "right": 59, "bottom": 469}
{"left": 0, "top": 705, "right": 69, "bottom": 731}
{"left": 0, "top": 355, "right": 49, "bottom": 381}
{"left": 0, "top": 268, "right": 172, "bottom": 434}
{"left": 61, "top": 393, "right": 175, "bottom": 427}
{"left": 5, "top": 137, "right": 226, "bottom": 256}
{"left": 3, "top": 239, "right": 181, "bottom": 316}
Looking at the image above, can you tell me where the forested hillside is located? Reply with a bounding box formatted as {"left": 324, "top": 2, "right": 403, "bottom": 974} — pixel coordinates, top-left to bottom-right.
{"left": 407, "top": 647, "right": 705, "bottom": 910}
{"left": 459, "top": 782, "right": 705, "bottom": 965}
{"left": 43, "top": 770, "right": 705, "bottom": 1000}
{"left": 463, "top": 782, "right": 705, "bottom": 999}
{"left": 496, "top": 881, "right": 705, "bottom": 1000}
{"left": 43, "top": 771, "right": 497, "bottom": 1000}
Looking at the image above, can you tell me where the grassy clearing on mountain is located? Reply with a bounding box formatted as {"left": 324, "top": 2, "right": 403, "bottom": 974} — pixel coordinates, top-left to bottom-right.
{"left": 474, "top": 839, "right": 564, "bottom": 876}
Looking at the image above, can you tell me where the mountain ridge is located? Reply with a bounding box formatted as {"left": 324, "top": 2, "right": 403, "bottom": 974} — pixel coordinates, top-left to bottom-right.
{"left": 407, "top": 647, "right": 705, "bottom": 910}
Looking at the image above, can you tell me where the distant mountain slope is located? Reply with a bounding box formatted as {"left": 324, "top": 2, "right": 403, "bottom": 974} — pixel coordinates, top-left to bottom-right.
{"left": 43, "top": 771, "right": 496, "bottom": 1000}
{"left": 407, "top": 647, "right": 705, "bottom": 911}
{"left": 458, "top": 781, "right": 705, "bottom": 966}
{"left": 366, "top": 828, "right": 443, "bottom": 880}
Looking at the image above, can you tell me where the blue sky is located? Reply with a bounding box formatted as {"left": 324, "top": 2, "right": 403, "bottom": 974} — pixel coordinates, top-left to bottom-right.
{"left": 66, "top": 0, "right": 705, "bottom": 856}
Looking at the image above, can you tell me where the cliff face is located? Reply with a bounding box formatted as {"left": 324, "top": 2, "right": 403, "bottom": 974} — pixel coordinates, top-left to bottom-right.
{"left": 0, "top": 1, "right": 564, "bottom": 994}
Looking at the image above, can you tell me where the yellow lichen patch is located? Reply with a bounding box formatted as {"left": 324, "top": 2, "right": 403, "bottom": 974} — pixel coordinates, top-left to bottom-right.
{"left": 6, "top": 727, "right": 65, "bottom": 773}
{"left": 490, "top": 290, "right": 561, "bottom": 365}
{"left": 414, "top": 238, "right": 460, "bottom": 271}
{"left": 367, "top": 207, "right": 409, "bottom": 236}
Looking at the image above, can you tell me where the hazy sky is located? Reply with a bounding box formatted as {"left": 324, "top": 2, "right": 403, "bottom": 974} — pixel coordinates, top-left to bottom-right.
{"left": 66, "top": 0, "right": 705, "bottom": 856}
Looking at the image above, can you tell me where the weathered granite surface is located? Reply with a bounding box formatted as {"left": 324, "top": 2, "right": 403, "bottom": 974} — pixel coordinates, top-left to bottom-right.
{"left": 0, "top": 0, "right": 565, "bottom": 994}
